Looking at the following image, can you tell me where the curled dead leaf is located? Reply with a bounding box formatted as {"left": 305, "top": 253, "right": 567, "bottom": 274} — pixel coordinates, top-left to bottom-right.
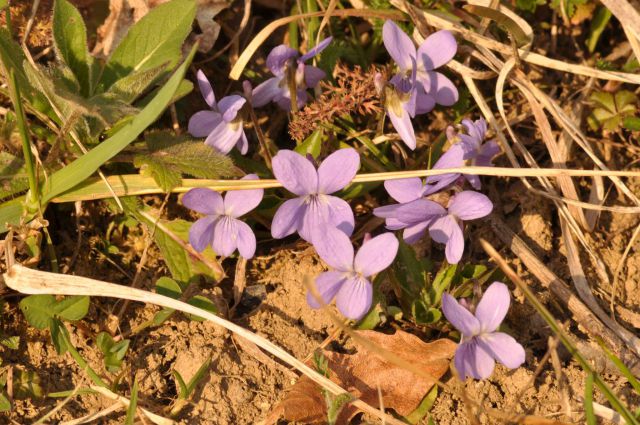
{"left": 271, "top": 330, "right": 456, "bottom": 424}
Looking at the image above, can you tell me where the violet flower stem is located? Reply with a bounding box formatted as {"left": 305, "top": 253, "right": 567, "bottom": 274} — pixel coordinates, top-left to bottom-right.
{"left": 247, "top": 102, "right": 273, "bottom": 169}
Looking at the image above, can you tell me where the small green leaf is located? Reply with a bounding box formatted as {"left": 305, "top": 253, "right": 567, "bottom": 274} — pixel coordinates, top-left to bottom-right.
{"left": 404, "top": 385, "right": 438, "bottom": 424}
{"left": 49, "top": 318, "right": 69, "bottom": 355}
{"left": 125, "top": 378, "right": 139, "bottom": 425}
{"left": 295, "top": 129, "right": 323, "bottom": 158}
{"left": 0, "top": 336, "right": 19, "bottom": 350}
{"left": 186, "top": 296, "right": 218, "bottom": 322}
{"left": 100, "top": 0, "right": 196, "bottom": 90}
{"left": 0, "top": 392, "right": 10, "bottom": 412}
{"left": 133, "top": 131, "right": 237, "bottom": 192}
{"left": 13, "top": 369, "right": 43, "bottom": 399}
{"left": 53, "top": 0, "right": 94, "bottom": 96}
{"left": 152, "top": 308, "right": 175, "bottom": 325}
{"left": 96, "top": 332, "right": 130, "bottom": 373}
{"left": 173, "top": 370, "right": 188, "bottom": 399}
{"left": 623, "top": 116, "right": 640, "bottom": 131}
{"left": 19, "top": 295, "right": 56, "bottom": 330}
{"left": 184, "top": 358, "right": 211, "bottom": 397}
{"left": 53, "top": 296, "right": 90, "bottom": 321}
{"left": 586, "top": 6, "right": 612, "bottom": 54}
{"left": 156, "top": 277, "right": 182, "bottom": 299}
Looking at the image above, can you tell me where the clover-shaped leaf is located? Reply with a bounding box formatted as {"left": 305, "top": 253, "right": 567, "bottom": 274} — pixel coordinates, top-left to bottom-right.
{"left": 589, "top": 90, "right": 638, "bottom": 131}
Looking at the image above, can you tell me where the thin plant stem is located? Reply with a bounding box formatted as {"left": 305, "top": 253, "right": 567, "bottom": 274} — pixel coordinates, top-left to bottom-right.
{"left": 8, "top": 70, "right": 39, "bottom": 209}
{"left": 247, "top": 103, "right": 273, "bottom": 169}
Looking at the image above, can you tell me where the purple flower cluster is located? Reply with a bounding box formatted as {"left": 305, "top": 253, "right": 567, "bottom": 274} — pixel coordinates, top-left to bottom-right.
{"left": 252, "top": 37, "right": 332, "bottom": 111}
{"left": 442, "top": 282, "right": 525, "bottom": 379}
{"left": 374, "top": 117, "right": 498, "bottom": 264}
{"left": 188, "top": 39, "right": 332, "bottom": 155}
{"left": 181, "top": 23, "right": 521, "bottom": 381}
{"left": 381, "top": 21, "right": 458, "bottom": 150}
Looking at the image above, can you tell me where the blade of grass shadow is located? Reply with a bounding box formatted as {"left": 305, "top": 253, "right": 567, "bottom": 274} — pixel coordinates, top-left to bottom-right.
{"left": 40, "top": 44, "right": 198, "bottom": 204}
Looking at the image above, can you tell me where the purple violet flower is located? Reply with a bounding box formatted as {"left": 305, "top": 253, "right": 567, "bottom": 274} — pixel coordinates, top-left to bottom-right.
{"left": 252, "top": 37, "right": 332, "bottom": 111}
{"left": 394, "top": 191, "right": 493, "bottom": 263}
{"left": 309, "top": 229, "right": 399, "bottom": 319}
{"left": 382, "top": 20, "right": 458, "bottom": 115}
{"left": 271, "top": 148, "right": 360, "bottom": 244}
{"left": 188, "top": 70, "right": 249, "bottom": 155}
{"left": 454, "top": 118, "right": 501, "bottom": 189}
{"left": 182, "top": 174, "right": 264, "bottom": 259}
{"left": 442, "top": 282, "right": 525, "bottom": 379}
{"left": 373, "top": 144, "right": 465, "bottom": 239}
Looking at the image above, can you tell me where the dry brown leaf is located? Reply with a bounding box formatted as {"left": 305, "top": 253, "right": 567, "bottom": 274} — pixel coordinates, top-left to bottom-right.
{"left": 93, "top": 0, "right": 230, "bottom": 57}
{"left": 273, "top": 330, "right": 456, "bottom": 424}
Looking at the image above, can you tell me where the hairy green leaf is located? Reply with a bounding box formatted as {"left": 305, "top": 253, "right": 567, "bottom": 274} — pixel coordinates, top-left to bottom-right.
{"left": 53, "top": 0, "right": 94, "bottom": 96}
{"left": 134, "top": 131, "right": 236, "bottom": 192}
{"left": 100, "top": 0, "right": 196, "bottom": 90}
{"left": 41, "top": 44, "right": 197, "bottom": 203}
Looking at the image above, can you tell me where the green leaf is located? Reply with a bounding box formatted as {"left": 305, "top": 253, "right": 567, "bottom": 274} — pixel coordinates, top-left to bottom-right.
{"left": 0, "top": 336, "right": 19, "bottom": 350}
{"left": 186, "top": 295, "right": 218, "bottom": 321}
{"left": 0, "top": 28, "right": 41, "bottom": 107}
{"left": 96, "top": 332, "right": 131, "bottom": 373}
{"left": 105, "top": 63, "right": 167, "bottom": 104}
{"left": 405, "top": 385, "right": 438, "bottom": 424}
{"left": 0, "top": 150, "right": 29, "bottom": 200}
{"left": 184, "top": 358, "right": 211, "bottom": 397}
{"left": 0, "top": 393, "right": 10, "bottom": 412}
{"left": 50, "top": 318, "right": 68, "bottom": 355}
{"left": 586, "top": 6, "right": 612, "bottom": 54}
{"left": 0, "top": 198, "right": 24, "bottom": 234}
{"left": 173, "top": 370, "right": 188, "bottom": 398}
{"left": 125, "top": 378, "right": 139, "bottom": 425}
{"left": 134, "top": 131, "right": 236, "bottom": 192}
{"left": 41, "top": 44, "right": 198, "bottom": 204}
{"left": 327, "top": 393, "right": 353, "bottom": 424}
{"left": 623, "top": 116, "right": 640, "bottom": 131}
{"left": 295, "top": 129, "right": 323, "bottom": 158}
{"left": 19, "top": 295, "right": 56, "bottom": 330}
{"left": 53, "top": 296, "right": 90, "bottom": 321}
{"left": 156, "top": 277, "right": 182, "bottom": 299}
{"left": 53, "top": 0, "right": 93, "bottom": 96}
{"left": 100, "top": 0, "right": 196, "bottom": 90}
{"left": 13, "top": 369, "right": 43, "bottom": 399}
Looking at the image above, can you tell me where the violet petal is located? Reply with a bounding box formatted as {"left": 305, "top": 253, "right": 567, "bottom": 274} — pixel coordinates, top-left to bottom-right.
{"left": 188, "top": 110, "right": 223, "bottom": 138}
{"left": 382, "top": 20, "right": 416, "bottom": 70}
{"left": 478, "top": 332, "right": 526, "bottom": 369}
{"left": 188, "top": 216, "right": 217, "bottom": 252}
{"left": 307, "top": 271, "right": 347, "bottom": 308}
{"left": 384, "top": 178, "right": 424, "bottom": 203}
{"left": 417, "top": 30, "right": 457, "bottom": 70}
{"left": 336, "top": 276, "right": 373, "bottom": 320}
{"left": 235, "top": 219, "right": 257, "bottom": 259}
{"left": 474, "top": 282, "right": 511, "bottom": 333}
{"left": 317, "top": 148, "right": 360, "bottom": 194}
{"left": 182, "top": 188, "right": 224, "bottom": 215}
{"left": 448, "top": 191, "right": 493, "bottom": 221}
{"left": 441, "top": 293, "right": 481, "bottom": 337}
{"left": 224, "top": 174, "right": 264, "bottom": 218}
{"left": 196, "top": 70, "right": 216, "bottom": 108}
{"left": 272, "top": 150, "right": 318, "bottom": 196}
{"left": 271, "top": 197, "right": 306, "bottom": 239}
{"left": 353, "top": 232, "right": 398, "bottom": 277}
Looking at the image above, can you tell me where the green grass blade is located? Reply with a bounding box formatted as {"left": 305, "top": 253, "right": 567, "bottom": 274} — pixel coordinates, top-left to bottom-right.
{"left": 585, "top": 373, "right": 596, "bottom": 425}
{"left": 40, "top": 44, "right": 197, "bottom": 204}
{"left": 125, "top": 378, "right": 139, "bottom": 425}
